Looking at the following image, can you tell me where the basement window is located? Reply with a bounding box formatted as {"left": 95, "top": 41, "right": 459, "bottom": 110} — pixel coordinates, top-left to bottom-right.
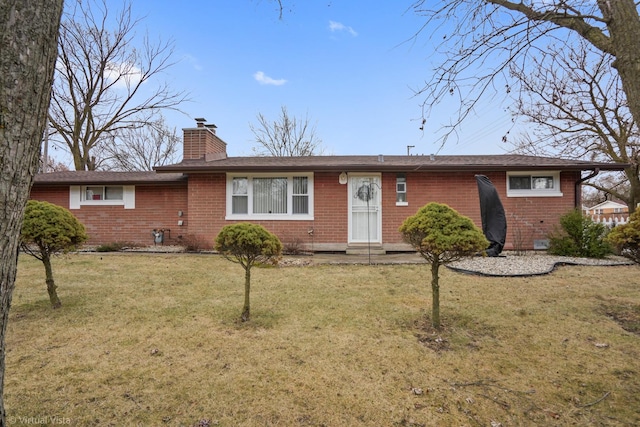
{"left": 506, "top": 172, "right": 562, "bottom": 197}
{"left": 69, "top": 185, "right": 135, "bottom": 209}
{"left": 83, "top": 186, "right": 123, "bottom": 201}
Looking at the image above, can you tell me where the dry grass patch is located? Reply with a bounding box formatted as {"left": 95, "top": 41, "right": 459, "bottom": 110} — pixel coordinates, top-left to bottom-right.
{"left": 7, "top": 254, "right": 640, "bottom": 426}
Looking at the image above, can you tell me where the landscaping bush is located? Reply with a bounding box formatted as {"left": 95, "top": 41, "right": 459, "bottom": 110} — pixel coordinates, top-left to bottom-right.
{"left": 547, "top": 209, "right": 611, "bottom": 258}
{"left": 282, "top": 237, "right": 306, "bottom": 255}
{"left": 607, "top": 209, "right": 640, "bottom": 264}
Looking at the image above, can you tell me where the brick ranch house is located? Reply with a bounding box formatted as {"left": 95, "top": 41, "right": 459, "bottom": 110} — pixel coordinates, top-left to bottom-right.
{"left": 30, "top": 119, "right": 626, "bottom": 253}
{"left": 584, "top": 200, "right": 630, "bottom": 227}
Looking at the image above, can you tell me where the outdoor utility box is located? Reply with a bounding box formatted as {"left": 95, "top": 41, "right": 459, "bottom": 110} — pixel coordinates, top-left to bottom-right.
{"left": 152, "top": 229, "right": 164, "bottom": 245}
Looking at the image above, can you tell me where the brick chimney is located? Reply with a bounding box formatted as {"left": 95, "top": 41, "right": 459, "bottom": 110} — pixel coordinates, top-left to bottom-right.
{"left": 182, "top": 118, "right": 228, "bottom": 161}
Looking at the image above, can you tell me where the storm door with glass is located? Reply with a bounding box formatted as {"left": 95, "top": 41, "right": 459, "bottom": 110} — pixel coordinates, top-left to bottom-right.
{"left": 348, "top": 174, "right": 382, "bottom": 244}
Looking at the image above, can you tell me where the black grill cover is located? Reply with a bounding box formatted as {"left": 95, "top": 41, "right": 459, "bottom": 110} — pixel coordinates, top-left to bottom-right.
{"left": 475, "top": 175, "right": 507, "bottom": 257}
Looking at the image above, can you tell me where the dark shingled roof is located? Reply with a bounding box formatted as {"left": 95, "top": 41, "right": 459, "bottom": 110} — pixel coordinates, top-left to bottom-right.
{"left": 154, "top": 154, "right": 627, "bottom": 173}
{"left": 32, "top": 154, "right": 627, "bottom": 185}
{"left": 33, "top": 171, "right": 186, "bottom": 185}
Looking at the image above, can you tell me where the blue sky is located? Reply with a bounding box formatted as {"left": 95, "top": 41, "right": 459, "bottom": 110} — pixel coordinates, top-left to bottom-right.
{"left": 60, "top": 0, "right": 519, "bottom": 161}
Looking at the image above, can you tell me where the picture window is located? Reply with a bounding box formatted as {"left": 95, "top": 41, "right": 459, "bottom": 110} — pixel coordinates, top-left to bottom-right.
{"left": 227, "top": 173, "right": 313, "bottom": 220}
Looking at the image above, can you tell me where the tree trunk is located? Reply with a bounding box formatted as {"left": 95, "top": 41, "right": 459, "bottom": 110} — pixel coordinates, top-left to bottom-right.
{"left": 430, "top": 260, "right": 441, "bottom": 329}
{"left": 42, "top": 254, "right": 61, "bottom": 309}
{"left": 601, "top": 1, "right": 640, "bottom": 145}
{"left": 598, "top": 0, "right": 640, "bottom": 213}
{"left": 241, "top": 266, "right": 251, "bottom": 322}
{"left": 0, "top": 0, "right": 64, "bottom": 424}
{"left": 625, "top": 166, "right": 640, "bottom": 214}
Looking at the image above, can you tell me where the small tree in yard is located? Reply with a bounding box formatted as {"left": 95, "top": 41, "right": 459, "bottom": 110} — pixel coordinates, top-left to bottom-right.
{"left": 20, "top": 201, "right": 88, "bottom": 309}
{"left": 607, "top": 210, "right": 640, "bottom": 264}
{"left": 215, "top": 223, "right": 282, "bottom": 322}
{"left": 399, "top": 203, "right": 488, "bottom": 329}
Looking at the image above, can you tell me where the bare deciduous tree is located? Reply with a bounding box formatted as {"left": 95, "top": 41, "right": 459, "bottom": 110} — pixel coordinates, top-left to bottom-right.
{"left": 411, "top": 1, "right": 640, "bottom": 150}
{"left": 49, "top": 0, "right": 188, "bottom": 171}
{"left": 581, "top": 175, "right": 631, "bottom": 208}
{"left": 250, "top": 106, "right": 324, "bottom": 156}
{"left": 509, "top": 39, "right": 640, "bottom": 212}
{"left": 0, "top": 0, "right": 64, "bottom": 422}
{"left": 41, "top": 157, "right": 70, "bottom": 173}
{"left": 99, "top": 116, "right": 181, "bottom": 171}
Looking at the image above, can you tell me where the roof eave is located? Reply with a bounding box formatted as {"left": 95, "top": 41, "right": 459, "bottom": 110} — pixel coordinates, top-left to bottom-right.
{"left": 155, "top": 163, "right": 629, "bottom": 173}
{"left": 32, "top": 173, "right": 188, "bottom": 186}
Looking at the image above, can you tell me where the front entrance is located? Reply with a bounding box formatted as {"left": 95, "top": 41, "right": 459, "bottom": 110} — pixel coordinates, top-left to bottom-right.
{"left": 348, "top": 174, "right": 382, "bottom": 244}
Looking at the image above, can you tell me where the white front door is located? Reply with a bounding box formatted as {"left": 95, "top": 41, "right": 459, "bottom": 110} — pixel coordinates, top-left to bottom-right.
{"left": 348, "top": 174, "right": 382, "bottom": 244}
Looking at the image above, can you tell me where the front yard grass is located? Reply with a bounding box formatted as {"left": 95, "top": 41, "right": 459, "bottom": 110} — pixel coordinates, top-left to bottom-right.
{"left": 7, "top": 253, "right": 640, "bottom": 426}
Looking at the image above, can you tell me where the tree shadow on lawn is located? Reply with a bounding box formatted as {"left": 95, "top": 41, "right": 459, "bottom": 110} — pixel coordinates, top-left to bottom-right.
{"left": 413, "top": 313, "right": 498, "bottom": 352}
{"left": 217, "top": 307, "right": 285, "bottom": 330}
{"left": 598, "top": 298, "right": 640, "bottom": 335}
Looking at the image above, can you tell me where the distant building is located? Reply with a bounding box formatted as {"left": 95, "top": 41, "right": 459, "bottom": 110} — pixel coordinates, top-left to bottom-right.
{"left": 584, "top": 200, "right": 630, "bottom": 227}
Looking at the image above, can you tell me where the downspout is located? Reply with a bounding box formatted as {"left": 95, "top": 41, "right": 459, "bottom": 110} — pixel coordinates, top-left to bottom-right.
{"left": 575, "top": 168, "right": 600, "bottom": 209}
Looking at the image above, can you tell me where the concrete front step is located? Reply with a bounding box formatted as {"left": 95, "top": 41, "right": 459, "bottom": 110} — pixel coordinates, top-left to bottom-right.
{"left": 345, "top": 245, "right": 386, "bottom": 255}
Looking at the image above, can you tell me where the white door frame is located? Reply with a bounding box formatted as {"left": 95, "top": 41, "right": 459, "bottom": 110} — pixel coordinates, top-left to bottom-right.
{"left": 347, "top": 173, "right": 382, "bottom": 244}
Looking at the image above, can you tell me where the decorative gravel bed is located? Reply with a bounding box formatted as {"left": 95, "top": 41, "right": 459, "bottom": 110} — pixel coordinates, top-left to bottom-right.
{"left": 447, "top": 252, "right": 634, "bottom": 276}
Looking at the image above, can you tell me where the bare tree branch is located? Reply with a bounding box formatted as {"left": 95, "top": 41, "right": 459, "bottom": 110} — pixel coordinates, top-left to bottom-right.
{"left": 99, "top": 116, "right": 181, "bottom": 171}
{"left": 250, "top": 106, "right": 324, "bottom": 156}
{"left": 509, "top": 39, "right": 640, "bottom": 212}
{"left": 410, "top": 1, "right": 640, "bottom": 150}
{"left": 48, "top": 0, "right": 189, "bottom": 170}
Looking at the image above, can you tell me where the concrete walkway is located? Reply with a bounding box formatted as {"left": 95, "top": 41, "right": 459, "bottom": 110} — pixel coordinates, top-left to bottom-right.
{"left": 301, "top": 252, "right": 425, "bottom": 265}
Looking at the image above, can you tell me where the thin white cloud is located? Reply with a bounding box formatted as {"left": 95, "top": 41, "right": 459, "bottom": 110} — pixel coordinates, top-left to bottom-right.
{"left": 254, "top": 71, "right": 287, "bottom": 86}
{"left": 104, "top": 61, "right": 143, "bottom": 88}
{"left": 183, "top": 54, "right": 203, "bottom": 71}
{"left": 329, "top": 20, "right": 358, "bottom": 37}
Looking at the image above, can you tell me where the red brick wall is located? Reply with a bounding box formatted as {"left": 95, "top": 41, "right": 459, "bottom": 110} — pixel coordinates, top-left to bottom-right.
{"left": 30, "top": 183, "right": 188, "bottom": 246}
{"left": 184, "top": 171, "right": 577, "bottom": 251}
{"left": 503, "top": 172, "right": 579, "bottom": 249}
{"left": 312, "top": 172, "right": 349, "bottom": 245}
{"left": 30, "top": 170, "right": 579, "bottom": 251}
{"left": 381, "top": 171, "right": 578, "bottom": 249}
{"left": 185, "top": 173, "right": 338, "bottom": 250}
{"left": 184, "top": 174, "right": 226, "bottom": 248}
{"left": 30, "top": 186, "right": 69, "bottom": 207}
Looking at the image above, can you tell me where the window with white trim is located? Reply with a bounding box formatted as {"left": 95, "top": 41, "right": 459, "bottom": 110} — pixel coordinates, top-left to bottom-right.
{"left": 82, "top": 186, "right": 123, "bottom": 201}
{"left": 396, "top": 173, "right": 408, "bottom": 205}
{"left": 506, "top": 172, "right": 562, "bottom": 197}
{"left": 69, "top": 185, "right": 135, "bottom": 209}
{"left": 226, "top": 173, "right": 313, "bottom": 220}
{"left": 231, "top": 178, "right": 249, "bottom": 214}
